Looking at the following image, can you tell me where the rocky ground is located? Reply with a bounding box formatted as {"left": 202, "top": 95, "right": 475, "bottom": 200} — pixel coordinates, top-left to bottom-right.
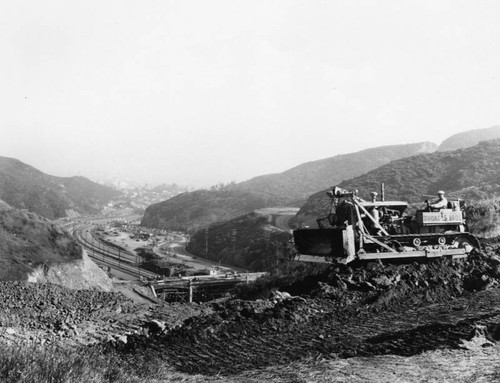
{"left": 3, "top": 241, "right": 500, "bottom": 381}
{"left": 112, "top": 244, "right": 500, "bottom": 377}
{"left": 0, "top": 280, "right": 213, "bottom": 349}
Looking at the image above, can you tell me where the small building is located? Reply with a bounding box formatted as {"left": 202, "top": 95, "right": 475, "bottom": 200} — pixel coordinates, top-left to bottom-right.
{"left": 209, "top": 268, "right": 218, "bottom": 276}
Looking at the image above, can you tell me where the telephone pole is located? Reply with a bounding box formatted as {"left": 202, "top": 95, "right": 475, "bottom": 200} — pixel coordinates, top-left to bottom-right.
{"left": 231, "top": 229, "right": 237, "bottom": 252}
{"left": 205, "top": 227, "right": 209, "bottom": 255}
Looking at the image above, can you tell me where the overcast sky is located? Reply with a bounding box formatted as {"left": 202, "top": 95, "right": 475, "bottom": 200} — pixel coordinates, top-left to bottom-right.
{"left": 1, "top": 1, "right": 500, "bottom": 187}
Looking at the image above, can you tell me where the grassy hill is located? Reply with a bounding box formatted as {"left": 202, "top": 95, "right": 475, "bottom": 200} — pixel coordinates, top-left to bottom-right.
{"left": 140, "top": 187, "right": 286, "bottom": 231}
{"left": 186, "top": 211, "right": 292, "bottom": 271}
{"left": 237, "top": 142, "right": 437, "bottom": 202}
{"left": 0, "top": 200, "right": 81, "bottom": 280}
{"left": 438, "top": 125, "right": 500, "bottom": 152}
{"left": 141, "top": 142, "right": 436, "bottom": 231}
{"left": 296, "top": 139, "right": 500, "bottom": 226}
{"left": 0, "top": 156, "right": 121, "bottom": 219}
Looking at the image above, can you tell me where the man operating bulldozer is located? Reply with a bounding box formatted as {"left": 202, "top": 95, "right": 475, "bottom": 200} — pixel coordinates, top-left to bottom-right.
{"left": 426, "top": 190, "right": 448, "bottom": 211}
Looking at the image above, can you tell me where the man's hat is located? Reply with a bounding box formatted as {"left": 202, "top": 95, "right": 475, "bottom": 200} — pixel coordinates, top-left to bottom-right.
{"left": 438, "top": 190, "right": 445, "bottom": 195}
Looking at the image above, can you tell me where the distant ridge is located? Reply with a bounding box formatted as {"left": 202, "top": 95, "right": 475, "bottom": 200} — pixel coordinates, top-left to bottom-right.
{"left": 438, "top": 125, "right": 500, "bottom": 152}
{"left": 237, "top": 142, "right": 437, "bottom": 201}
{"left": 140, "top": 188, "right": 285, "bottom": 231}
{"left": 140, "top": 142, "right": 437, "bottom": 230}
{"left": 295, "top": 139, "right": 500, "bottom": 226}
{"left": 0, "top": 156, "right": 121, "bottom": 219}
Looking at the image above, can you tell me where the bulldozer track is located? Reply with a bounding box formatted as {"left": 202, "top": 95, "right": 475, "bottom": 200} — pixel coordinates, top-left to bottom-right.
{"left": 379, "top": 233, "right": 479, "bottom": 248}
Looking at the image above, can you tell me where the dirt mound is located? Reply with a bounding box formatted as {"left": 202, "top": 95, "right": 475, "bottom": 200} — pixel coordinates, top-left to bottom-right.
{"left": 0, "top": 281, "right": 132, "bottom": 344}
{"left": 108, "top": 245, "right": 500, "bottom": 376}
{"left": 2, "top": 243, "right": 500, "bottom": 380}
{"left": 312, "top": 251, "right": 499, "bottom": 313}
{"left": 0, "top": 280, "right": 214, "bottom": 350}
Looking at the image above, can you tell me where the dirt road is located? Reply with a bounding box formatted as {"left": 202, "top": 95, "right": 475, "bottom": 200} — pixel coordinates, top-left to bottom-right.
{"left": 254, "top": 207, "right": 299, "bottom": 230}
{"left": 155, "top": 236, "right": 246, "bottom": 273}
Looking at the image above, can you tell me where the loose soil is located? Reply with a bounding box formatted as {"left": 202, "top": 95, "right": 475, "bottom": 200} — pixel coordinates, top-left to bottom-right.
{"left": 0, "top": 280, "right": 213, "bottom": 348}
{"left": 111, "top": 241, "right": 500, "bottom": 378}
{"left": 4, "top": 240, "right": 500, "bottom": 381}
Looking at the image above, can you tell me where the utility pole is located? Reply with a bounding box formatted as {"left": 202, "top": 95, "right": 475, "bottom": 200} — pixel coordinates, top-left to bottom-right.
{"left": 205, "top": 228, "right": 209, "bottom": 255}
{"left": 136, "top": 254, "right": 141, "bottom": 278}
{"left": 264, "top": 230, "right": 270, "bottom": 271}
{"left": 230, "top": 229, "right": 237, "bottom": 265}
{"left": 188, "top": 280, "right": 193, "bottom": 303}
{"left": 231, "top": 229, "right": 237, "bottom": 253}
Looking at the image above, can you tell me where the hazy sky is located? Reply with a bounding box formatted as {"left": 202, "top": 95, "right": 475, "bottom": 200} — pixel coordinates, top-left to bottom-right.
{"left": 1, "top": 1, "right": 500, "bottom": 187}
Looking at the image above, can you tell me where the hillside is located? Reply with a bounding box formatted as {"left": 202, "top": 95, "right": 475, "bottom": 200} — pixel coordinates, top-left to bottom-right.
{"left": 141, "top": 142, "right": 436, "bottom": 231}
{"left": 237, "top": 142, "right": 437, "bottom": 201}
{"left": 0, "top": 156, "right": 121, "bottom": 219}
{"left": 140, "top": 188, "right": 286, "bottom": 231}
{"left": 0, "top": 200, "right": 111, "bottom": 289}
{"left": 0, "top": 200, "right": 79, "bottom": 280}
{"left": 438, "top": 125, "right": 500, "bottom": 152}
{"left": 296, "top": 139, "right": 500, "bottom": 225}
{"left": 186, "top": 211, "right": 291, "bottom": 271}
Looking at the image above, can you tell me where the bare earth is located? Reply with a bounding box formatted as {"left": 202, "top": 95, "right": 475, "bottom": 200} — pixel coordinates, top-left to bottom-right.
{"left": 3, "top": 222, "right": 500, "bottom": 381}
{"left": 2, "top": 270, "right": 500, "bottom": 382}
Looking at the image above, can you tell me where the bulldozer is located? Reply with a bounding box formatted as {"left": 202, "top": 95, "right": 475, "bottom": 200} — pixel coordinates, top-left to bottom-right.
{"left": 293, "top": 186, "right": 479, "bottom": 264}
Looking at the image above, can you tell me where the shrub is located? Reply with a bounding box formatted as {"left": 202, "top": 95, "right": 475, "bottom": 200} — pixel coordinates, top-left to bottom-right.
{"left": 466, "top": 198, "right": 500, "bottom": 237}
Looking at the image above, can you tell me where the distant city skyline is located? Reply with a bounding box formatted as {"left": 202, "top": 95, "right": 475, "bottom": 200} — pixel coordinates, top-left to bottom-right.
{"left": 1, "top": 1, "right": 500, "bottom": 187}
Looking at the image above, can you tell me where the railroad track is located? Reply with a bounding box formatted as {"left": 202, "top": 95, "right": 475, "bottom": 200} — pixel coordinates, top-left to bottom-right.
{"left": 72, "top": 224, "right": 159, "bottom": 280}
